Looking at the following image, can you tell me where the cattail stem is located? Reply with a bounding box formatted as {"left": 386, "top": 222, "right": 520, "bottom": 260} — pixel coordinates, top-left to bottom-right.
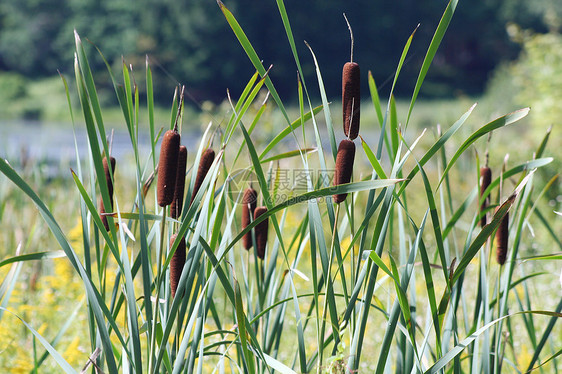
{"left": 485, "top": 132, "right": 492, "bottom": 167}
{"left": 493, "top": 260, "right": 503, "bottom": 374}
{"left": 173, "top": 86, "right": 185, "bottom": 133}
{"left": 343, "top": 13, "right": 354, "bottom": 63}
{"left": 109, "top": 129, "right": 114, "bottom": 155}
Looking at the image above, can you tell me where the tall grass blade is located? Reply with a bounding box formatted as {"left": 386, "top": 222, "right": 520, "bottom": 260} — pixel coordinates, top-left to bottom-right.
{"left": 405, "top": 0, "right": 459, "bottom": 128}
{"left": 218, "top": 0, "right": 291, "bottom": 125}
{"left": 417, "top": 159, "right": 450, "bottom": 284}
{"left": 74, "top": 33, "right": 112, "bottom": 171}
{"left": 451, "top": 172, "right": 534, "bottom": 285}
{"left": 376, "top": 24, "right": 419, "bottom": 157}
{"left": 34, "top": 299, "right": 85, "bottom": 370}
{"left": 397, "top": 103, "right": 476, "bottom": 194}
{"left": 234, "top": 277, "right": 256, "bottom": 373}
{"left": 389, "top": 95, "right": 399, "bottom": 160}
{"left": 368, "top": 71, "right": 385, "bottom": 128}
{"left": 146, "top": 57, "right": 156, "bottom": 167}
{"left": 361, "top": 136, "right": 388, "bottom": 179}
{"left": 259, "top": 106, "right": 323, "bottom": 159}
{"left": 305, "top": 42, "right": 337, "bottom": 160}
{"left": 0, "top": 251, "right": 65, "bottom": 268}
{"left": 238, "top": 123, "right": 310, "bottom": 371}
{"left": 260, "top": 148, "right": 317, "bottom": 164}
{"left": 1, "top": 308, "right": 76, "bottom": 373}
{"left": 425, "top": 310, "right": 562, "bottom": 374}
{"left": 438, "top": 108, "right": 530, "bottom": 189}
{"left": 0, "top": 159, "right": 120, "bottom": 372}
{"left": 0, "top": 244, "right": 23, "bottom": 322}
{"left": 374, "top": 211, "right": 428, "bottom": 374}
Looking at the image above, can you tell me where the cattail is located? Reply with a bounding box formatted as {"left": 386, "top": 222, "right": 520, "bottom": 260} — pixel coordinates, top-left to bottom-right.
{"left": 495, "top": 208, "right": 509, "bottom": 265}
{"left": 157, "top": 130, "right": 181, "bottom": 207}
{"left": 100, "top": 200, "right": 110, "bottom": 231}
{"left": 241, "top": 188, "right": 258, "bottom": 250}
{"left": 342, "top": 62, "right": 360, "bottom": 140}
{"left": 480, "top": 167, "right": 492, "bottom": 227}
{"left": 333, "top": 139, "right": 356, "bottom": 204}
{"left": 254, "top": 206, "right": 268, "bottom": 259}
{"left": 169, "top": 233, "right": 186, "bottom": 298}
{"left": 100, "top": 156, "right": 116, "bottom": 231}
{"left": 190, "top": 148, "right": 215, "bottom": 204}
{"left": 171, "top": 146, "right": 188, "bottom": 219}
{"left": 103, "top": 156, "right": 116, "bottom": 198}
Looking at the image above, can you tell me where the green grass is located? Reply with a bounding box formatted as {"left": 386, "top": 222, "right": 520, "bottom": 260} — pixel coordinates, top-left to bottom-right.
{"left": 0, "top": 0, "right": 561, "bottom": 373}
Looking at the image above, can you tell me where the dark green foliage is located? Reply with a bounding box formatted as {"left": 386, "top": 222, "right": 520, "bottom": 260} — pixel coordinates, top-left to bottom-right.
{"left": 0, "top": 0, "right": 556, "bottom": 102}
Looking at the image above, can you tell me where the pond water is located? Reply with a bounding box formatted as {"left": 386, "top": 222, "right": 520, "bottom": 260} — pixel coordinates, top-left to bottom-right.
{"left": 0, "top": 120, "right": 202, "bottom": 177}
{"left": 0, "top": 119, "right": 392, "bottom": 181}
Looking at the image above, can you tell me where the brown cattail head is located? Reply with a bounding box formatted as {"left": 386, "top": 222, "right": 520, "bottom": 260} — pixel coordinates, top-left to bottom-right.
{"left": 342, "top": 62, "right": 360, "bottom": 140}
{"left": 495, "top": 208, "right": 509, "bottom": 265}
{"left": 103, "top": 156, "right": 116, "bottom": 198}
{"left": 190, "top": 148, "right": 215, "bottom": 204}
{"left": 333, "top": 139, "right": 356, "bottom": 204}
{"left": 480, "top": 167, "right": 492, "bottom": 227}
{"left": 157, "top": 130, "right": 181, "bottom": 207}
{"left": 100, "top": 199, "right": 110, "bottom": 231}
{"left": 100, "top": 156, "right": 116, "bottom": 231}
{"left": 171, "top": 146, "right": 188, "bottom": 219}
{"left": 254, "top": 206, "right": 268, "bottom": 259}
{"left": 169, "top": 233, "right": 186, "bottom": 298}
{"left": 241, "top": 188, "right": 258, "bottom": 250}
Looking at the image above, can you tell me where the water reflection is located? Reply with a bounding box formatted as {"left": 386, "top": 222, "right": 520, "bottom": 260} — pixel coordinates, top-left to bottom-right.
{"left": 0, "top": 121, "right": 200, "bottom": 178}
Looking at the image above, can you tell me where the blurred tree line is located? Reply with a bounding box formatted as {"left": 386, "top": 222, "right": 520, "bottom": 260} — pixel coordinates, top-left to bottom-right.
{"left": 0, "top": 0, "right": 559, "bottom": 105}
